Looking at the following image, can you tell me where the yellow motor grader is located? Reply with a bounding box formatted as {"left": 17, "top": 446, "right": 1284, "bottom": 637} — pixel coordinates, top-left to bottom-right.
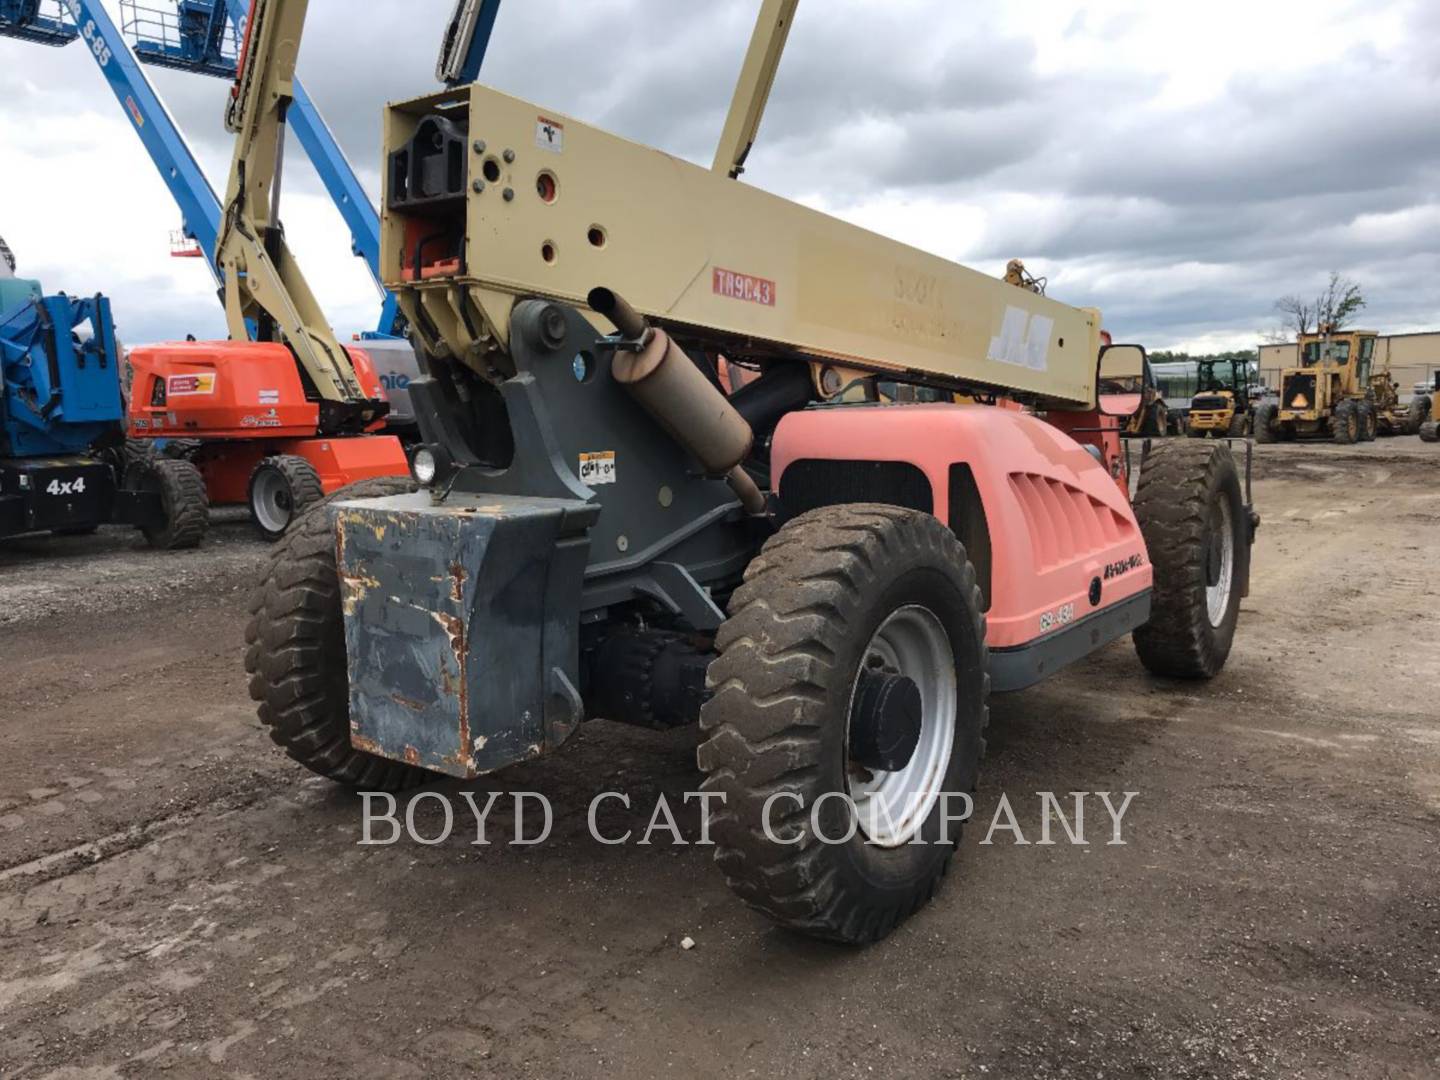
{"left": 1254, "top": 327, "right": 1380, "bottom": 444}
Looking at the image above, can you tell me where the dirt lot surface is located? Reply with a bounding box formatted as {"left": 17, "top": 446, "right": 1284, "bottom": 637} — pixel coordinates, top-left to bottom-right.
{"left": 1, "top": 438, "right": 1437, "bottom": 1079}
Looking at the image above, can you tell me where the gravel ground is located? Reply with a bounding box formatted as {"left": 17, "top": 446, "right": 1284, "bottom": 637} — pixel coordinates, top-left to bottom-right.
{"left": 0, "top": 437, "right": 1437, "bottom": 1079}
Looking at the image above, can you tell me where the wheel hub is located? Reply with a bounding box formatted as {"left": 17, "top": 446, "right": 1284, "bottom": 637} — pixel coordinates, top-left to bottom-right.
{"left": 848, "top": 668, "right": 922, "bottom": 773}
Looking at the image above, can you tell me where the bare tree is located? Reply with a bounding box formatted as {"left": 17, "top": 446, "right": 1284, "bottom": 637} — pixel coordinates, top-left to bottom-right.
{"left": 1272, "top": 272, "right": 1367, "bottom": 339}
{"left": 1273, "top": 294, "right": 1314, "bottom": 338}
{"left": 1315, "top": 271, "right": 1366, "bottom": 330}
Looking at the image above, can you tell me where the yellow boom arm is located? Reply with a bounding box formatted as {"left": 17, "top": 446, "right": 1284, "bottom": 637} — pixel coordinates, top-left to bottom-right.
{"left": 216, "top": 0, "right": 375, "bottom": 414}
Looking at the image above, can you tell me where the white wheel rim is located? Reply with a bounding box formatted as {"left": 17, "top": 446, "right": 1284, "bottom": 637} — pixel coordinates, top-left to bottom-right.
{"left": 1206, "top": 498, "right": 1235, "bottom": 628}
{"left": 846, "top": 605, "right": 956, "bottom": 848}
{"left": 252, "top": 469, "right": 294, "bottom": 534}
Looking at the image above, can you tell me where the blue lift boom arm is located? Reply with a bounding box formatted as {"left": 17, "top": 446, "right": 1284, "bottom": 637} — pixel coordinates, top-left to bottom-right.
{"left": 0, "top": 1, "right": 226, "bottom": 287}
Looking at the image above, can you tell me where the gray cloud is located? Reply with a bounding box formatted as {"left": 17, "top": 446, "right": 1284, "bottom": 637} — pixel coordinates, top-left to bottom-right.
{"left": 1, "top": 0, "right": 1436, "bottom": 350}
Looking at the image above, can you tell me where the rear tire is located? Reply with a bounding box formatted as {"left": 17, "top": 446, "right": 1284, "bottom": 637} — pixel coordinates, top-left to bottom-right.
{"left": 1253, "top": 403, "right": 1278, "bottom": 444}
{"left": 244, "top": 476, "right": 428, "bottom": 790}
{"left": 1132, "top": 441, "right": 1247, "bottom": 679}
{"left": 697, "top": 504, "right": 988, "bottom": 944}
{"left": 136, "top": 457, "right": 209, "bottom": 550}
{"left": 1331, "top": 400, "right": 1359, "bottom": 444}
{"left": 1227, "top": 412, "right": 1249, "bottom": 437}
{"left": 248, "top": 455, "right": 324, "bottom": 542}
{"left": 1421, "top": 420, "right": 1440, "bottom": 444}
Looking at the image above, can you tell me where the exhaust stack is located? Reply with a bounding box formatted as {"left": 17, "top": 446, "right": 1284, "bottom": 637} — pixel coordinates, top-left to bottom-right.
{"left": 589, "top": 287, "right": 764, "bottom": 514}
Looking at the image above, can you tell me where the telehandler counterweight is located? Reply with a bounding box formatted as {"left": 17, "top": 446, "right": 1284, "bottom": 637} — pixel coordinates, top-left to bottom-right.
{"left": 246, "top": 0, "right": 1258, "bottom": 943}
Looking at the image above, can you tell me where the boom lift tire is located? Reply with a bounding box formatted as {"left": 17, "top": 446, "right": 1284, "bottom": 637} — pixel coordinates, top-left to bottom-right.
{"left": 1227, "top": 413, "right": 1249, "bottom": 438}
{"left": 697, "top": 504, "right": 989, "bottom": 945}
{"left": 1132, "top": 441, "right": 1246, "bottom": 679}
{"left": 1331, "top": 400, "right": 1359, "bottom": 445}
{"left": 1253, "top": 403, "right": 1278, "bottom": 444}
{"left": 1421, "top": 420, "right": 1440, "bottom": 444}
{"left": 135, "top": 457, "right": 209, "bottom": 550}
{"left": 1407, "top": 395, "right": 1431, "bottom": 435}
{"left": 249, "top": 454, "right": 324, "bottom": 542}
{"left": 245, "top": 475, "right": 428, "bottom": 792}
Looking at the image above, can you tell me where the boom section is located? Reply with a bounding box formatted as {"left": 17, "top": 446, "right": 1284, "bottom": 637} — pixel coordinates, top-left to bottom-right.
{"left": 216, "top": 0, "right": 371, "bottom": 413}
{"left": 381, "top": 84, "right": 1102, "bottom": 407}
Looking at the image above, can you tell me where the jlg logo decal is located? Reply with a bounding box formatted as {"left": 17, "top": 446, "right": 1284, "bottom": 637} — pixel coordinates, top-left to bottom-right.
{"left": 713, "top": 268, "right": 776, "bottom": 307}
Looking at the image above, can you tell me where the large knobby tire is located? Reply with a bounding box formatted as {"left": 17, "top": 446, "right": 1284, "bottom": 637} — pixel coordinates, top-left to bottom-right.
{"left": 137, "top": 457, "right": 209, "bottom": 549}
{"left": 1132, "top": 441, "right": 1247, "bottom": 679}
{"left": 244, "top": 475, "right": 430, "bottom": 790}
{"left": 1331, "top": 400, "right": 1359, "bottom": 444}
{"left": 1420, "top": 420, "right": 1440, "bottom": 444}
{"left": 697, "top": 504, "right": 989, "bottom": 945}
{"left": 1408, "top": 396, "right": 1431, "bottom": 436}
{"left": 1253, "top": 403, "right": 1278, "bottom": 444}
{"left": 1358, "top": 403, "right": 1378, "bottom": 443}
{"left": 1227, "top": 412, "right": 1250, "bottom": 438}
{"left": 248, "top": 454, "right": 324, "bottom": 542}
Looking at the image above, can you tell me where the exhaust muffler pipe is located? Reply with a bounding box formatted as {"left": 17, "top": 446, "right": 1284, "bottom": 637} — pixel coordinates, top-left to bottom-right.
{"left": 588, "top": 287, "right": 765, "bottom": 514}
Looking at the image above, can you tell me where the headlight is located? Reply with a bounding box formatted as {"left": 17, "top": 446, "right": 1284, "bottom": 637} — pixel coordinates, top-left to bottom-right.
{"left": 410, "top": 446, "right": 438, "bottom": 486}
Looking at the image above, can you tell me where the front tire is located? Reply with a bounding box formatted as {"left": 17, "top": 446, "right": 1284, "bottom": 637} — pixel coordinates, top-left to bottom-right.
{"left": 248, "top": 455, "right": 324, "bottom": 542}
{"left": 698, "top": 504, "right": 988, "bottom": 945}
{"left": 1253, "top": 403, "right": 1278, "bottom": 444}
{"left": 1132, "top": 441, "right": 1247, "bottom": 679}
{"left": 1331, "top": 400, "right": 1359, "bottom": 444}
{"left": 1408, "top": 396, "right": 1431, "bottom": 435}
{"left": 1421, "top": 420, "right": 1440, "bottom": 444}
{"left": 244, "top": 476, "right": 429, "bottom": 790}
{"left": 1227, "top": 412, "right": 1250, "bottom": 437}
{"left": 135, "top": 457, "right": 209, "bottom": 550}
{"left": 1358, "top": 403, "right": 1378, "bottom": 442}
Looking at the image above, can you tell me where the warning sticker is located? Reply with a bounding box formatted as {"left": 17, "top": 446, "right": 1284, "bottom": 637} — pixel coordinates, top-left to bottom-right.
{"left": 258, "top": 388, "right": 280, "bottom": 405}
{"left": 579, "top": 451, "right": 616, "bottom": 486}
{"left": 987, "top": 306, "right": 1053, "bottom": 372}
{"left": 535, "top": 116, "right": 564, "bottom": 153}
{"left": 712, "top": 267, "right": 776, "bottom": 307}
{"left": 168, "top": 373, "right": 216, "bottom": 396}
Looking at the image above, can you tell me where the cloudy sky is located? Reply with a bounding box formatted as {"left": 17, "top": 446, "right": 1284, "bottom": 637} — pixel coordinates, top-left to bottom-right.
{"left": 2, "top": 0, "right": 1437, "bottom": 351}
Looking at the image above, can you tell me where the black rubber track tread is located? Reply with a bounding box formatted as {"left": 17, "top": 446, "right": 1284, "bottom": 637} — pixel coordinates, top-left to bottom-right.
{"left": 1253, "top": 403, "right": 1278, "bottom": 444}
{"left": 1331, "top": 400, "right": 1359, "bottom": 444}
{"left": 141, "top": 457, "right": 209, "bottom": 550}
{"left": 697, "top": 503, "right": 989, "bottom": 945}
{"left": 243, "top": 476, "right": 429, "bottom": 790}
{"left": 250, "top": 454, "right": 325, "bottom": 542}
{"left": 1131, "top": 441, "right": 1244, "bottom": 679}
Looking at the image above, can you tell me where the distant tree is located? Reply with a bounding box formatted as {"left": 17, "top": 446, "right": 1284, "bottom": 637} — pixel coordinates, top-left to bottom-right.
{"left": 1272, "top": 272, "right": 1367, "bottom": 339}
{"left": 1273, "top": 294, "right": 1315, "bottom": 338}
{"left": 1315, "top": 271, "right": 1366, "bottom": 330}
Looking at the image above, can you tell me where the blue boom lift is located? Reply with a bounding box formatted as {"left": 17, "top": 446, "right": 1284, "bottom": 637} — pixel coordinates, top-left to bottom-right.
{"left": 0, "top": 237, "right": 195, "bottom": 544}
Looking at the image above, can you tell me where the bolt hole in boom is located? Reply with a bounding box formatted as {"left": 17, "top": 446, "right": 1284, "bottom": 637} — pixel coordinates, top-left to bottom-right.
{"left": 482, "top": 157, "right": 502, "bottom": 183}
{"left": 587, "top": 225, "right": 608, "bottom": 248}
{"left": 536, "top": 171, "right": 558, "bottom": 203}
{"left": 541, "top": 241, "right": 557, "bottom": 265}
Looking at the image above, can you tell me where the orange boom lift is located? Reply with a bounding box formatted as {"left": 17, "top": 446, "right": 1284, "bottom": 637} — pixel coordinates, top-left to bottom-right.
{"left": 125, "top": 0, "right": 407, "bottom": 540}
